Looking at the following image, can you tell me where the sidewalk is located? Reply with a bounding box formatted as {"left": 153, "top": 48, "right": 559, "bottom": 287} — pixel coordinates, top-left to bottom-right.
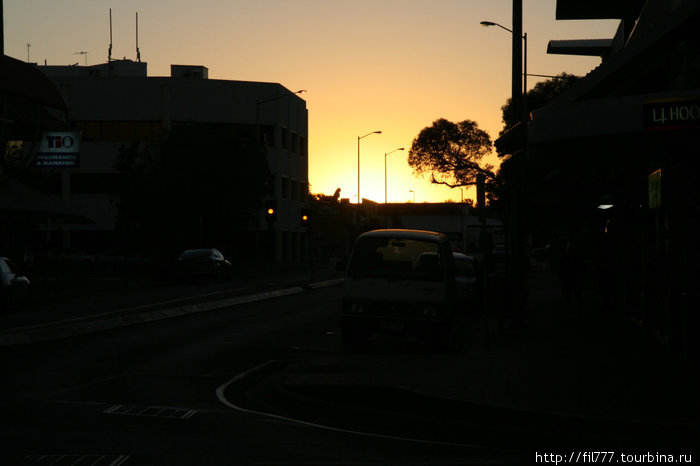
{"left": 0, "top": 261, "right": 341, "bottom": 336}
{"left": 276, "top": 267, "right": 700, "bottom": 446}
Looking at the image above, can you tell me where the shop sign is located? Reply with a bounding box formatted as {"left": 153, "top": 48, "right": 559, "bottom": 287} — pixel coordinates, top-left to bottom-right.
{"left": 3, "top": 140, "right": 23, "bottom": 167}
{"left": 644, "top": 98, "right": 700, "bottom": 130}
{"left": 35, "top": 131, "right": 81, "bottom": 168}
{"left": 648, "top": 169, "right": 661, "bottom": 209}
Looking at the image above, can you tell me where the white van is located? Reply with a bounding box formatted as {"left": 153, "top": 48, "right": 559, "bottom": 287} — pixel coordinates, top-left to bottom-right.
{"left": 340, "top": 229, "right": 456, "bottom": 347}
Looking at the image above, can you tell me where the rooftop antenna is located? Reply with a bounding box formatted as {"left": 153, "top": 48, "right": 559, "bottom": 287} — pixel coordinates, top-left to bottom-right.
{"left": 136, "top": 12, "right": 141, "bottom": 62}
{"left": 74, "top": 51, "right": 88, "bottom": 66}
{"left": 26, "top": 43, "right": 31, "bottom": 62}
{"left": 108, "top": 8, "right": 113, "bottom": 62}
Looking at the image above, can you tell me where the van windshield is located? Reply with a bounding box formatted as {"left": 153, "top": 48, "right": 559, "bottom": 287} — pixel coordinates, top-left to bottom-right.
{"left": 347, "top": 236, "right": 444, "bottom": 281}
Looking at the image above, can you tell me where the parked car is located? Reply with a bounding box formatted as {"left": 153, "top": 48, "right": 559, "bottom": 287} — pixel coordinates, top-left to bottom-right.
{"left": 94, "top": 249, "right": 152, "bottom": 273}
{"left": 47, "top": 247, "right": 95, "bottom": 269}
{"left": 173, "top": 248, "right": 231, "bottom": 281}
{"left": 453, "top": 252, "right": 480, "bottom": 312}
{"left": 0, "top": 257, "right": 32, "bottom": 309}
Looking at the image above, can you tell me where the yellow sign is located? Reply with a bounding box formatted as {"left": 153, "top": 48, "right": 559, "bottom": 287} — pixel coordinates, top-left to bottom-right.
{"left": 648, "top": 169, "right": 661, "bottom": 209}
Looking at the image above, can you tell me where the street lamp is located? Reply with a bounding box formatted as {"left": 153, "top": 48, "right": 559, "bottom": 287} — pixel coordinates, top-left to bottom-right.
{"left": 357, "top": 130, "right": 382, "bottom": 204}
{"left": 480, "top": 20, "right": 527, "bottom": 121}
{"left": 384, "top": 147, "right": 405, "bottom": 203}
{"left": 482, "top": 3, "right": 528, "bottom": 330}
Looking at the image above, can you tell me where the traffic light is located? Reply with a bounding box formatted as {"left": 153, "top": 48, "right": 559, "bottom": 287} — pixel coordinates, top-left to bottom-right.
{"left": 265, "top": 200, "right": 277, "bottom": 222}
{"left": 300, "top": 208, "right": 310, "bottom": 227}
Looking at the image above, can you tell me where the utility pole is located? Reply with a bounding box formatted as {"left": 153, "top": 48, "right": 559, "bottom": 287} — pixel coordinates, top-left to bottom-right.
{"left": 1, "top": 0, "right": 4, "bottom": 55}
{"left": 511, "top": 0, "right": 528, "bottom": 326}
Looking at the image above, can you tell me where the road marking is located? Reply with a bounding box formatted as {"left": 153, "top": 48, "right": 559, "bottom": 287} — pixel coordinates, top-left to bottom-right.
{"left": 24, "top": 454, "right": 129, "bottom": 465}
{"left": 290, "top": 345, "right": 342, "bottom": 353}
{"left": 0, "top": 286, "right": 305, "bottom": 346}
{"left": 1, "top": 277, "right": 344, "bottom": 346}
{"left": 215, "top": 361, "right": 485, "bottom": 449}
{"left": 104, "top": 404, "right": 197, "bottom": 419}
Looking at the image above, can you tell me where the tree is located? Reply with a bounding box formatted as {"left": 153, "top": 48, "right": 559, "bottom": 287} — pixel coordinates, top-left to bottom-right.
{"left": 500, "top": 72, "right": 581, "bottom": 134}
{"left": 115, "top": 123, "right": 271, "bottom": 258}
{"left": 408, "top": 118, "right": 495, "bottom": 189}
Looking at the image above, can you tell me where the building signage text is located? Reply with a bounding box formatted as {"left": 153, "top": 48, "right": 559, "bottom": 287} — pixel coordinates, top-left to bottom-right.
{"left": 35, "top": 131, "right": 81, "bottom": 168}
{"left": 644, "top": 99, "right": 700, "bottom": 130}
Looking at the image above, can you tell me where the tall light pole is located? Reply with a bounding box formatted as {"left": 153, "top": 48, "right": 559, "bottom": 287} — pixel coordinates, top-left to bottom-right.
{"left": 479, "top": 20, "right": 527, "bottom": 121}
{"left": 384, "top": 147, "right": 404, "bottom": 203}
{"left": 481, "top": 0, "right": 528, "bottom": 328}
{"left": 357, "top": 130, "right": 381, "bottom": 204}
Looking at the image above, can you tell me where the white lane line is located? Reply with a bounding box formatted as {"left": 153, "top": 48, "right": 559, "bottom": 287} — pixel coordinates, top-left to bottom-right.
{"left": 215, "top": 361, "right": 485, "bottom": 449}
{"left": 0, "top": 286, "right": 305, "bottom": 346}
{"left": 289, "top": 345, "right": 342, "bottom": 353}
{"left": 2, "top": 286, "right": 250, "bottom": 334}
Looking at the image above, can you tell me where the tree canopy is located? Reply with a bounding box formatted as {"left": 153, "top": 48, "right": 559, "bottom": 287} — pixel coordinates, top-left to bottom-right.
{"left": 408, "top": 118, "right": 495, "bottom": 189}
{"left": 500, "top": 72, "right": 581, "bottom": 134}
{"left": 114, "top": 123, "right": 271, "bottom": 255}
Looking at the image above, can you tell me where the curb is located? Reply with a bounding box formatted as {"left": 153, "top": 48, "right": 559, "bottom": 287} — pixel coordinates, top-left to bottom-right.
{"left": 272, "top": 380, "right": 700, "bottom": 450}
{"left": 0, "top": 278, "right": 343, "bottom": 347}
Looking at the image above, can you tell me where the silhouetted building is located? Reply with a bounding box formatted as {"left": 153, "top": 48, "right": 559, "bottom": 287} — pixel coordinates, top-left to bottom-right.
{"left": 35, "top": 60, "right": 308, "bottom": 263}
{"left": 500, "top": 0, "right": 699, "bottom": 363}
{"left": 1, "top": 54, "right": 93, "bottom": 269}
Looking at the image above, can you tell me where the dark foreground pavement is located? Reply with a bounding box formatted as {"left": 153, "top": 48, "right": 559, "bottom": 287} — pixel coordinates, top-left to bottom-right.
{"left": 238, "top": 267, "right": 700, "bottom": 454}
{"left": 3, "top": 261, "right": 698, "bottom": 459}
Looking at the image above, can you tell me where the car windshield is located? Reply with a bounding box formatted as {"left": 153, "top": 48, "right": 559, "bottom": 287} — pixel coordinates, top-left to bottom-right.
{"left": 347, "top": 236, "right": 443, "bottom": 281}
{"left": 178, "top": 249, "right": 213, "bottom": 260}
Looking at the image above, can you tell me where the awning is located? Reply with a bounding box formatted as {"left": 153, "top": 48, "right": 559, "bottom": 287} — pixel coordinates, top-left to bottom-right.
{"left": 555, "top": 0, "right": 645, "bottom": 20}
{"left": 547, "top": 39, "right": 614, "bottom": 58}
{"left": 0, "top": 55, "right": 68, "bottom": 111}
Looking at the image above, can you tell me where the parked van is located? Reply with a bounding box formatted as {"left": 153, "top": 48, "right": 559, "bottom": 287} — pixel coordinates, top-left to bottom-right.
{"left": 340, "top": 229, "right": 456, "bottom": 347}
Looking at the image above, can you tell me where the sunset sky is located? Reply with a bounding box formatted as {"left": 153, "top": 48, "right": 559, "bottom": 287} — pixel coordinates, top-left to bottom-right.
{"left": 4, "top": 0, "right": 619, "bottom": 203}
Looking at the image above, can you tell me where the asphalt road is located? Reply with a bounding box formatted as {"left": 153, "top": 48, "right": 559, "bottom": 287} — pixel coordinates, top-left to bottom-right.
{"left": 0, "top": 284, "right": 509, "bottom": 465}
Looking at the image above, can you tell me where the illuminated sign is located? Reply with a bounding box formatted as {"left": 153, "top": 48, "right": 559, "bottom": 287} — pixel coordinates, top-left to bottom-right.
{"left": 35, "top": 131, "right": 81, "bottom": 168}
{"left": 3, "top": 140, "right": 23, "bottom": 166}
{"left": 648, "top": 169, "right": 661, "bottom": 209}
{"left": 644, "top": 99, "right": 700, "bottom": 130}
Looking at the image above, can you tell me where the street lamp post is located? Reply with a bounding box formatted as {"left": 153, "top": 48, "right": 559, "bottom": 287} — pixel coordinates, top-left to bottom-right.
{"left": 479, "top": 20, "right": 527, "bottom": 121}
{"left": 384, "top": 147, "right": 405, "bottom": 203}
{"left": 357, "top": 130, "right": 382, "bottom": 204}
{"left": 481, "top": 1, "right": 528, "bottom": 330}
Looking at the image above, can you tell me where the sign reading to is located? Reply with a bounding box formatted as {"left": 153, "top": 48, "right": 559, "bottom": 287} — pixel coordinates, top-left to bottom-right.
{"left": 35, "top": 132, "right": 81, "bottom": 168}
{"left": 644, "top": 99, "right": 700, "bottom": 131}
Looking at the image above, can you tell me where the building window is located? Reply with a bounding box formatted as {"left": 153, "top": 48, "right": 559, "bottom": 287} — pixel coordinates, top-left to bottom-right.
{"left": 291, "top": 179, "right": 298, "bottom": 201}
{"left": 300, "top": 136, "right": 308, "bottom": 157}
{"left": 72, "top": 121, "right": 162, "bottom": 142}
{"left": 262, "top": 125, "right": 274, "bottom": 147}
{"left": 280, "top": 127, "right": 289, "bottom": 150}
{"left": 291, "top": 132, "right": 299, "bottom": 154}
{"left": 300, "top": 182, "right": 308, "bottom": 201}
{"left": 281, "top": 176, "right": 289, "bottom": 199}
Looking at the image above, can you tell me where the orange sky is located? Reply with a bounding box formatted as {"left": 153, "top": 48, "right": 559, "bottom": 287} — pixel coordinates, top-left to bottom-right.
{"left": 4, "top": 0, "right": 619, "bottom": 203}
